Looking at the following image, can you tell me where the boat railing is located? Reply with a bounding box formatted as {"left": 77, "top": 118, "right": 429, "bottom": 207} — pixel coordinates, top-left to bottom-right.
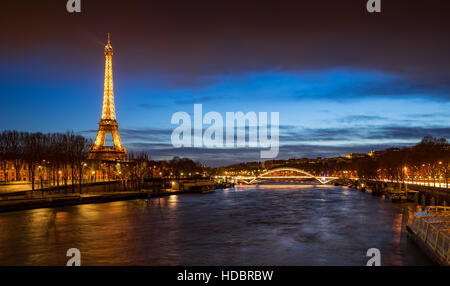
{"left": 425, "top": 206, "right": 450, "bottom": 213}
{"left": 409, "top": 208, "right": 450, "bottom": 264}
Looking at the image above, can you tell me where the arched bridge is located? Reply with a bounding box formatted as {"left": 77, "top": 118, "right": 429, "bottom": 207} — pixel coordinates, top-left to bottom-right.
{"left": 233, "top": 167, "right": 340, "bottom": 185}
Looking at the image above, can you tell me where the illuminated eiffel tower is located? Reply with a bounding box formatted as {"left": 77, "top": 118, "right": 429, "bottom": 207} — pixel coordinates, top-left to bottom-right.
{"left": 88, "top": 33, "right": 127, "bottom": 161}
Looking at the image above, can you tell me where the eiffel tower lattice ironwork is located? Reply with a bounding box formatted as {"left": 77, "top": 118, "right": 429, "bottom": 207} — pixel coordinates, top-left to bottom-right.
{"left": 88, "top": 33, "right": 127, "bottom": 161}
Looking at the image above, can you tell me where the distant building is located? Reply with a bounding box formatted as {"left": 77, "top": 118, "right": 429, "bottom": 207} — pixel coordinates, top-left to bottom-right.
{"left": 345, "top": 153, "right": 368, "bottom": 159}
{"left": 0, "top": 162, "right": 28, "bottom": 181}
{"left": 368, "top": 150, "right": 383, "bottom": 157}
{"left": 0, "top": 161, "right": 107, "bottom": 182}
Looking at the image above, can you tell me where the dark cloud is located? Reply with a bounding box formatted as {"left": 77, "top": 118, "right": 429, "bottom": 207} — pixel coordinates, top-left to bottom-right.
{"left": 406, "top": 112, "right": 450, "bottom": 119}
{"left": 349, "top": 78, "right": 450, "bottom": 99}
{"left": 123, "top": 143, "right": 416, "bottom": 167}
{"left": 280, "top": 125, "right": 450, "bottom": 142}
{"left": 92, "top": 124, "right": 450, "bottom": 166}
{"left": 111, "top": 124, "right": 450, "bottom": 145}
{"left": 175, "top": 96, "right": 213, "bottom": 105}
{"left": 118, "top": 128, "right": 172, "bottom": 142}
{"left": 3, "top": 0, "right": 450, "bottom": 90}
{"left": 139, "top": 103, "right": 164, "bottom": 109}
{"left": 290, "top": 74, "right": 450, "bottom": 101}
{"left": 77, "top": 129, "right": 98, "bottom": 136}
{"left": 339, "top": 115, "right": 387, "bottom": 123}
{"left": 366, "top": 126, "right": 450, "bottom": 140}
{"left": 279, "top": 127, "right": 357, "bottom": 142}
{"left": 79, "top": 128, "right": 172, "bottom": 143}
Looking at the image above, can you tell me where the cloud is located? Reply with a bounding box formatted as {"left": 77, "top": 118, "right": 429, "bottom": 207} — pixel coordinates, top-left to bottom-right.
{"left": 79, "top": 128, "right": 172, "bottom": 143}
{"left": 99, "top": 124, "right": 449, "bottom": 166}
{"left": 80, "top": 123, "right": 450, "bottom": 148}
{"left": 286, "top": 70, "right": 450, "bottom": 101}
{"left": 339, "top": 115, "right": 387, "bottom": 123}
{"left": 174, "top": 96, "right": 213, "bottom": 105}
{"left": 119, "top": 128, "right": 172, "bottom": 142}
{"left": 123, "top": 142, "right": 416, "bottom": 167}
{"left": 366, "top": 126, "right": 450, "bottom": 140}
{"left": 139, "top": 103, "right": 164, "bottom": 109}
{"left": 405, "top": 112, "right": 450, "bottom": 119}
{"left": 280, "top": 125, "right": 450, "bottom": 143}
{"left": 162, "top": 70, "right": 450, "bottom": 103}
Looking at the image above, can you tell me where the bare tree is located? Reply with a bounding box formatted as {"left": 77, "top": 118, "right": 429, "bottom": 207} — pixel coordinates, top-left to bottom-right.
{"left": 24, "top": 132, "right": 47, "bottom": 193}
{"left": 0, "top": 132, "right": 8, "bottom": 182}
{"left": 73, "top": 135, "right": 91, "bottom": 194}
{"left": 128, "top": 151, "right": 150, "bottom": 191}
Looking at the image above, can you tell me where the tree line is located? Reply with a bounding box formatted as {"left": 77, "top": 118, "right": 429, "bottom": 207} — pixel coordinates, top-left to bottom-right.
{"left": 0, "top": 130, "right": 91, "bottom": 193}
{"left": 0, "top": 130, "right": 209, "bottom": 194}
{"left": 352, "top": 136, "right": 449, "bottom": 185}
{"left": 214, "top": 136, "right": 450, "bottom": 187}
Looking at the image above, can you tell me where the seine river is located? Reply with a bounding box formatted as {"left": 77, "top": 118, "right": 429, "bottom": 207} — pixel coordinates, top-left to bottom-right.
{"left": 0, "top": 184, "right": 432, "bottom": 265}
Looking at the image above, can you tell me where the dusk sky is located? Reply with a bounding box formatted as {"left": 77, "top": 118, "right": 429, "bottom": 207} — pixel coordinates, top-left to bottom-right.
{"left": 1, "top": 0, "right": 450, "bottom": 166}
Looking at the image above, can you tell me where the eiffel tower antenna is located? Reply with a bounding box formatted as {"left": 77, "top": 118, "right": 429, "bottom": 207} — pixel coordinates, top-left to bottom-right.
{"left": 88, "top": 33, "right": 127, "bottom": 161}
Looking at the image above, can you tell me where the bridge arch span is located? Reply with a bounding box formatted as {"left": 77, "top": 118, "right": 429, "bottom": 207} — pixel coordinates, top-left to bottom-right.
{"left": 250, "top": 167, "right": 331, "bottom": 184}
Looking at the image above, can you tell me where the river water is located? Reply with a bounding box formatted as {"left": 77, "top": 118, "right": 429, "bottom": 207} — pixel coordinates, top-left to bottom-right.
{"left": 0, "top": 184, "right": 432, "bottom": 265}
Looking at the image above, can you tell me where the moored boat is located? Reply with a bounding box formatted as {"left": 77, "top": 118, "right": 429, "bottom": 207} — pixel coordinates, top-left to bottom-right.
{"left": 388, "top": 191, "right": 407, "bottom": 202}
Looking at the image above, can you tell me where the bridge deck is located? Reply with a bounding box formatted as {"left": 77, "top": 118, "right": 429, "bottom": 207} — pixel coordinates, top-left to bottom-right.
{"left": 233, "top": 176, "right": 339, "bottom": 179}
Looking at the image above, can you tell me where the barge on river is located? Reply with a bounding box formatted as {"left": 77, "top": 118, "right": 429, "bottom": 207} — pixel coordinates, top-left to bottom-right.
{"left": 406, "top": 206, "right": 450, "bottom": 266}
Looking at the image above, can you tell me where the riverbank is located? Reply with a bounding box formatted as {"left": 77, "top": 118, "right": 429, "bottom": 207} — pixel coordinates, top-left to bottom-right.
{"left": 335, "top": 179, "right": 450, "bottom": 207}
{"left": 0, "top": 178, "right": 235, "bottom": 213}
{"left": 0, "top": 188, "right": 218, "bottom": 213}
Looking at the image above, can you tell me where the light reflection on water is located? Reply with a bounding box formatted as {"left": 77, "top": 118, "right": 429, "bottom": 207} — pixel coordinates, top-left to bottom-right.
{"left": 0, "top": 185, "right": 432, "bottom": 265}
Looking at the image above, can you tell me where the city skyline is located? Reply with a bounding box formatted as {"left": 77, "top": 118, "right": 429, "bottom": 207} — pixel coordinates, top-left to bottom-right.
{"left": 1, "top": 1, "right": 450, "bottom": 166}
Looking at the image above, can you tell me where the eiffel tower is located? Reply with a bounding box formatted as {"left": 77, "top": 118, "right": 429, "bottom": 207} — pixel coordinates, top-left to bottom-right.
{"left": 88, "top": 33, "right": 127, "bottom": 161}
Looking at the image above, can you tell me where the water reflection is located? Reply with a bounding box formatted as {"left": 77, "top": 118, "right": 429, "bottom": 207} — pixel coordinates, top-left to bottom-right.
{"left": 0, "top": 185, "right": 432, "bottom": 266}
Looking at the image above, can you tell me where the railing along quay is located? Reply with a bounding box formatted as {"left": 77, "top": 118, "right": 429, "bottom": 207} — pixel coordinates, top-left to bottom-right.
{"left": 407, "top": 206, "right": 450, "bottom": 266}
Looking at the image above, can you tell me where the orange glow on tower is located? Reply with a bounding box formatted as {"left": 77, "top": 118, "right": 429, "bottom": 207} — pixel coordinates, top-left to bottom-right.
{"left": 88, "top": 33, "right": 127, "bottom": 161}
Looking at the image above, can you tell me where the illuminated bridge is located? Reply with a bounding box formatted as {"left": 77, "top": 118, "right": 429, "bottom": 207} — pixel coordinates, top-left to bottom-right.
{"left": 231, "top": 167, "right": 340, "bottom": 185}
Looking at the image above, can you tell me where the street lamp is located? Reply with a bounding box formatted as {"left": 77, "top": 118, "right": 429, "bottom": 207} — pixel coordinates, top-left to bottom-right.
{"left": 403, "top": 166, "right": 408, "bottom": 183}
